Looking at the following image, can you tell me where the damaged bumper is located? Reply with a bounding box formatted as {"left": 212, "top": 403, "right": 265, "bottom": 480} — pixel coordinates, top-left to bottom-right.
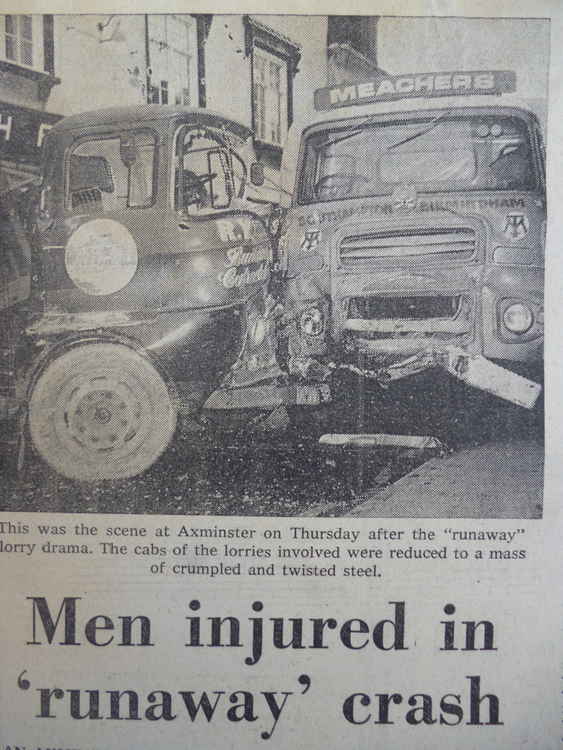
{"left": 338, "top": 316, "right": 540, "bottom": 407}
{"left": 206, "top": 343, "right": 541, "bottom": 414}
{"left": 332, "top": 345, "right": 541, "bottom": 409}
{"left": 441, "top": 346, "right": 541, "bottom": 409}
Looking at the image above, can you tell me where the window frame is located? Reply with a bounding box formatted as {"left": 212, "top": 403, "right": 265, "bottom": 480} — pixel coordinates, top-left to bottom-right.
{"left": 0, "top": 15, "right": 58, "bottom": 101}
{"left": 243, "top": 16, "right": 300, "bottom": 164}
{"left": 171, "top": 123, "right": 240, "bottom": 216}
{"left": 147, "top": 14, "right": 197, "bottom": 108}
{"left": 64, "top": 129, "right": 159, "bottom": 214}
{"left": 252, "top": 46, "right": 288, "bottom": 149}
{"left": 1, "top": 15, "right": 41, "bottom": 72}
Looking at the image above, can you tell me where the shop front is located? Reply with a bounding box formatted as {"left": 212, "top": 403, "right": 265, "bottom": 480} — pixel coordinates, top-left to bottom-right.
{"left": 0, "top": 101, "right": 61, "bottom": 191}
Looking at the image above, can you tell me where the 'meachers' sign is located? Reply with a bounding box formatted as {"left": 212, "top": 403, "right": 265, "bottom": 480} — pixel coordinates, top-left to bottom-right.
{"left": 314, "top": 70, "right": 516, "bottom": 111}
{"left": 0, "top": 103, "right": 61, "bottom": 164}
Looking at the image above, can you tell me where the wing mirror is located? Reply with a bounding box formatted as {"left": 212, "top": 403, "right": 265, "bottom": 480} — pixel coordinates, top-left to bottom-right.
{"left": 250, "top": 162, "right": 264, "bottom": 187}
{"left": 119, "top": 134, "right": 138, "bottom": 167}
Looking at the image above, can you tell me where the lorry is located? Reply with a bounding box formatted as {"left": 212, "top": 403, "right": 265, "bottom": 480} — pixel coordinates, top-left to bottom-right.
{"left": 275, "top": 70, "right": 544, "bottom": 442}
{"left": 0, "top": 104, "right": 329, "bottom": 482}
{"left": 0, "top": 70, "right": 545, "bottom": 483}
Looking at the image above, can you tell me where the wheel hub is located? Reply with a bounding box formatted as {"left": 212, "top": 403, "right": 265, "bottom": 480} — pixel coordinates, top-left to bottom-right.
{"left": 93, "top": 405, "right": 112, "bottom": 424}
{"left": 67, "top": 383, "right": 144, "bottom": 452}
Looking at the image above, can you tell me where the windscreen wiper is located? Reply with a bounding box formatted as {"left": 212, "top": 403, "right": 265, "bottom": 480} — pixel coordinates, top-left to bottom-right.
{"left": 386, "top": 111, "right": 451, "bottom": 151}
{"left": 316, "top": 110, "right": 452, "bottom": 152}
{"left": 314, "top": 114, "right": 381, "bottom": 151}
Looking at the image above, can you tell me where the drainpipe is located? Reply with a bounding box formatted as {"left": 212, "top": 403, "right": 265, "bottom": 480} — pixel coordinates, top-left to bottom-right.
{"left": 194, "top": 15, "right": 212, "bottom": 108}
{"left": 144, "top": 14, "right": 151, "bottom": 103}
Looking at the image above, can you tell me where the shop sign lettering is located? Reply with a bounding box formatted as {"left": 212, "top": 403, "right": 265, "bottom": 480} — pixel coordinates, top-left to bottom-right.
{"left": 0, "top": 103, "right": 61, "bottom": 163}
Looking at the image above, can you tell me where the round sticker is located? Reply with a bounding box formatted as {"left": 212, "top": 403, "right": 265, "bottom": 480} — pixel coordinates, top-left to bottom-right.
{"left": 65, "top": 219, "right": 138, "bottom": 296}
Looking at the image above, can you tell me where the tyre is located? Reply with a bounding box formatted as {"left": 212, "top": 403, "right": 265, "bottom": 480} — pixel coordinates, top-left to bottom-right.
{"left": 29, "top": 343, "right": 177, "bottom": 481}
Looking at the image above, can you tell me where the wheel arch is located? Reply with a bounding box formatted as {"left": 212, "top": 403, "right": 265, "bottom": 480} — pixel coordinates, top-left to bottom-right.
{"left": 25, "top": 330, "right": 180, "bottom": 407}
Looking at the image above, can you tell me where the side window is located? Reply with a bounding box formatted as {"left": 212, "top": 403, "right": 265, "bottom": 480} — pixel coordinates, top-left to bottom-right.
{"left": 67, "top": 131, "right": 156, "bottom": 212}
{"left": 174, "top": 127, "right": 234, "bottom": 215}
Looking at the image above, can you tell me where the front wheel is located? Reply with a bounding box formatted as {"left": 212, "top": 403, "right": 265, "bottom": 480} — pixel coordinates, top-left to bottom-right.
{"left": 29, "top": 343, "right": 177, "bottom": 481}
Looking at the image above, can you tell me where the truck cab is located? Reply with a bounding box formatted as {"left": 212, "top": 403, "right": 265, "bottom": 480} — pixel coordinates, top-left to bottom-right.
{"left": 278, "top": 71, "right": 544, "bottom": 411}
{"left": 2, "top": 105, "right": 283, "bottom": 481}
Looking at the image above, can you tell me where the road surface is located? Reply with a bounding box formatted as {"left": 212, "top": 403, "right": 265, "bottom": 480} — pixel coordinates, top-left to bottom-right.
{"left": 0, "top": 387, "right": 543, "bottom": 518}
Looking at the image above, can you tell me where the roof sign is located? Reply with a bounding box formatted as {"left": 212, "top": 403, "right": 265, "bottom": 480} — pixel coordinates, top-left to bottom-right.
{"left": 314, "top": 70, "right": 516, "bottom": 111}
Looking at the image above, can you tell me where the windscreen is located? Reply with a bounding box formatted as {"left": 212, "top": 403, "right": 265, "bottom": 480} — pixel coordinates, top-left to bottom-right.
{"left": 299, "top": 114, "right": 537, "bottom": 203}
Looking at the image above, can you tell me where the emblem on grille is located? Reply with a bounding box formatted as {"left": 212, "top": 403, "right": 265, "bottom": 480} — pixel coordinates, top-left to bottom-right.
{"left": 503, "top": 212, "right": 529, "bottom": 240}
{"left": 392, "top": 185, "right": 418, "bottom": 211}
{"left": 300, "top": 230, "right": 322, "bottom": 252}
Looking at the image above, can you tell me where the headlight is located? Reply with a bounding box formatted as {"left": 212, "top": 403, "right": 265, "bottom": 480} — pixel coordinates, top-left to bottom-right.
{"left": 300, "top": 307, "right": 324, "bottom": 337}
{"left": 503, "top": 302, "right": 534, "bottom": 334}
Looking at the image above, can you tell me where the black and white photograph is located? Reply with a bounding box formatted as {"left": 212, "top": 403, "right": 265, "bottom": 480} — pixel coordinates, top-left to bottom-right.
{"left": 0, "top": 6, "right": 561, "bottom": 750}
{"left": 0, "top": 13, "right": 547, "bottom": 517}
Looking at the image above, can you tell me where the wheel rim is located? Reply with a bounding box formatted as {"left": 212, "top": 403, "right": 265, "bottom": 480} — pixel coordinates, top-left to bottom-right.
{"left": 29, "top": 344, "right": 177, "bottom": 481}
{"left": 53, "top": 365, "right": 159, "bottom": 463}
{"left": 64, "top": 376, "right": 147, "bottom": 453}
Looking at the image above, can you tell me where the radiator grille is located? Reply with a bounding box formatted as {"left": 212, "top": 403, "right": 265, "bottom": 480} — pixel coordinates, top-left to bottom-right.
{"left": 340, "top": 227, "right": 476, "bottom": 265}
{"left": 348, "top": 295, "right": 464, "bottom": 321}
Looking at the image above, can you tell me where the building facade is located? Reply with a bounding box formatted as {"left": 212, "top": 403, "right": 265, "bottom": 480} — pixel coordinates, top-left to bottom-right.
{"left": 0, "top": 14, "right": 60, "bottom": 187}
{"left": 1, "top": 13, "right": 364, "bottom": 191}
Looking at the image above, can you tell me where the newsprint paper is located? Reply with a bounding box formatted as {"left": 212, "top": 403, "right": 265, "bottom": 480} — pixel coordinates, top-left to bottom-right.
{"left": 0, "top": 1, "right": 561, "bottom": 748}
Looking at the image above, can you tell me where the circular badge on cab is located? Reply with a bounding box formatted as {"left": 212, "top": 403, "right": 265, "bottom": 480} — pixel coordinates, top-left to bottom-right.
{"left": 65, "top": 219, "right": 138, "bottom": 296}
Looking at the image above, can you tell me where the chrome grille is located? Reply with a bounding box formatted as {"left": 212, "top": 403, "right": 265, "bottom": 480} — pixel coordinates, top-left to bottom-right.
{"left": 339, "top": 227, "right": 476, "bottom": 265}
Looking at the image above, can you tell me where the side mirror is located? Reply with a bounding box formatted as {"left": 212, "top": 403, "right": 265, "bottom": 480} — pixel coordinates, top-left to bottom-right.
{"left": 250, "top": 162, "right": 264, "bottom": 187}
{"left": 120, "top": 134, "right": 137, "bottom": 168}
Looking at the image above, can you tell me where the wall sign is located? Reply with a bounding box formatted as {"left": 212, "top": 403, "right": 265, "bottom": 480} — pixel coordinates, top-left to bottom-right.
{"left": 0, "top": 102, "right": 61, "bottom": 164}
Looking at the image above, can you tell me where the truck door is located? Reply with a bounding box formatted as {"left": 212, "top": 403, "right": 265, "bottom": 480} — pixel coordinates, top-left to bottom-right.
{"left": 0, "top": 175, "right": 31, "bottom": 312}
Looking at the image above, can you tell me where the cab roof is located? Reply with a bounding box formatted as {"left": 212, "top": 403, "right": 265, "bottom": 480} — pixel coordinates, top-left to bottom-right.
{"left": 301, "top": 98, "right": 544, "bottom": 133}
{"left": 49, "top": 104, "right": 253, "bottom": 140}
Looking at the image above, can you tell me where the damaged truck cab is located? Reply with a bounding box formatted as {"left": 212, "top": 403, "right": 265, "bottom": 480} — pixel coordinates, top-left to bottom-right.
{"left": 3, "top": 105, "right": 284, "bottom": 481}
{"left": 0, "top": 74, "right": 546, "bottom": 483}
{"left": 278, "top": 71, "right": 544, "bottom": 413}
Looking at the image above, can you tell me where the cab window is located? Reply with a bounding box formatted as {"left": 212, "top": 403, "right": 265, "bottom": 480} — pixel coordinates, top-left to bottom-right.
{"left": 300, "top": 115, "right": 537, "bottom": 203}
{"left": 173, "top": 125, "right": 246, "bottom": 215}
{"left": 66, "top": 131, "right": 156, "bottom": 212}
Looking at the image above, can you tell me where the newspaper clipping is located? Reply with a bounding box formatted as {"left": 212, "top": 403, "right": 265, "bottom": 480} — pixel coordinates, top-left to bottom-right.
{"left": 0, "top": 2, "right": 561, "bottom": 748}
